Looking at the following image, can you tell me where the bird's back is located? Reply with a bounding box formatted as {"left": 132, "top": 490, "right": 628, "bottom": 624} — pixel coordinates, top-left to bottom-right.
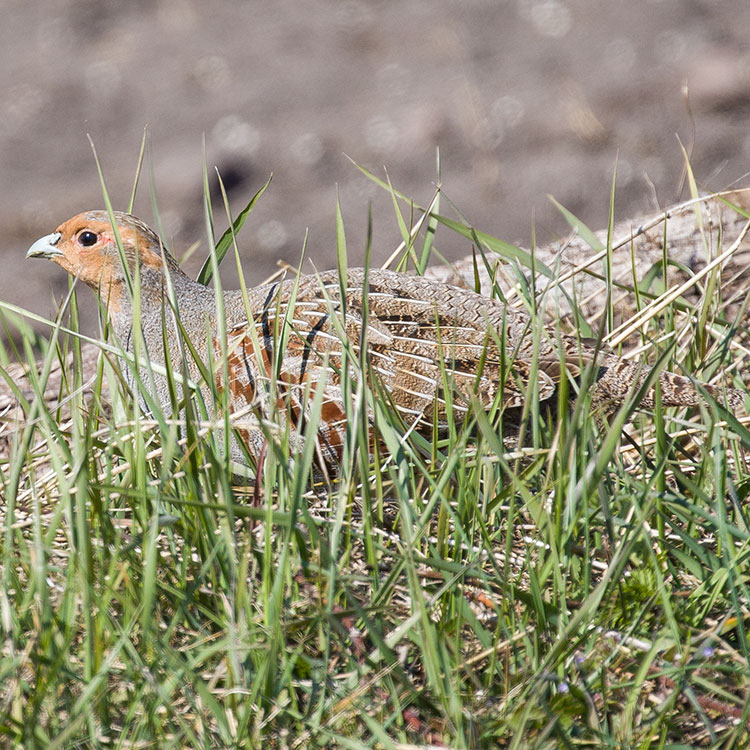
{"left": 216, "top": 267, "right": 562, "bottom": 462}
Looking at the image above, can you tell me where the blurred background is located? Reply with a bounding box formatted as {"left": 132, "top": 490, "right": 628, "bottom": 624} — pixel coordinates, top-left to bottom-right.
{"left": 2, "top": 0, "right": 749, "bottom": 336}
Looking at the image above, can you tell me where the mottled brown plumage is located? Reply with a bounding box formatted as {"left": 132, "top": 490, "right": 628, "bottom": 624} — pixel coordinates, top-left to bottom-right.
{"left": 27, "top": 211, "right": 745, "bottom": 466}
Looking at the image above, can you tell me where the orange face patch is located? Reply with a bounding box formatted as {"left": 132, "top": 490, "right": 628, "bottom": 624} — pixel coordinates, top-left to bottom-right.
{"left": 49, "top": 218, "right": 121, "bottom": 299}
{"left": 48, "top": 213, "right": 166, "bottom": 309}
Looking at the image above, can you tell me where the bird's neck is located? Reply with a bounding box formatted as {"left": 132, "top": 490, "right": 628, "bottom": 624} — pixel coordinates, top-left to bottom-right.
{"left": 104, "top": 266, "right": 214, "bottom": 353}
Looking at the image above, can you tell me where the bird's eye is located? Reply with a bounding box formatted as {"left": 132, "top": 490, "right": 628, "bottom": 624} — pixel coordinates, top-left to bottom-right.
{"left": 77, "top": 231, "right": 98, "bottom": 247}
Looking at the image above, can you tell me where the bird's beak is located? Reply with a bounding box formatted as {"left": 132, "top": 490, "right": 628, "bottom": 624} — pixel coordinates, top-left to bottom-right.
{"left": 26, "top": 232, "right": 63, "bottom": 259}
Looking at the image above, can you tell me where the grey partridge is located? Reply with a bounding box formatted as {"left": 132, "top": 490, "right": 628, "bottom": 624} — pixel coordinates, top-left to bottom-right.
{"left": 27, "top": 211, "right": 744, "bottom": 467}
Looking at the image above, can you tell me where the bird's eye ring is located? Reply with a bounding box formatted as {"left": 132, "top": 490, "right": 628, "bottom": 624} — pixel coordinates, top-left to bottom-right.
{"left": 77, "top": 231, "right": 98, "bottom": 247}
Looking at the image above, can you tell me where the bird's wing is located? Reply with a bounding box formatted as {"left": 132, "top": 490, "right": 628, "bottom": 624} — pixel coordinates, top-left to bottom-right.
{"left": 219, "top": 272, "right": 568, "bottom": 435}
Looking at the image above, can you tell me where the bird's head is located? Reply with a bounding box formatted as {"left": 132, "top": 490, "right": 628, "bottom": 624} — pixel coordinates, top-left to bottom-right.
{"left": 27, "top": 211, "right": 182, "bottom": 310}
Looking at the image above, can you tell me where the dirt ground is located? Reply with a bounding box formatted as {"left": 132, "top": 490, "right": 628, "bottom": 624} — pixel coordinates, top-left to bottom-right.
{"left": 1, "top": 0, "right": 749, "bottom": 338}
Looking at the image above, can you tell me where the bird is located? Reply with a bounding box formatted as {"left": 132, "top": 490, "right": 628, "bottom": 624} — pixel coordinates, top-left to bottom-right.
{"left": 26, "top": 210, "right": 745, "bottom": 468}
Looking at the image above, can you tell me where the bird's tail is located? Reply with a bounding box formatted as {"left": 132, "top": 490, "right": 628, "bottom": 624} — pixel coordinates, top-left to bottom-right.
{"left": 592, "top": 356, "right": 744, "bottom": 416}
